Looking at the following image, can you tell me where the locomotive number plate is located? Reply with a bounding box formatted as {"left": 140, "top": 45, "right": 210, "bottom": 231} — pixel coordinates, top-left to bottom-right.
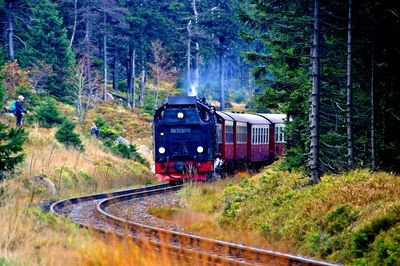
{"left": 170, "top": 128, "right": 191, "bottom": 134}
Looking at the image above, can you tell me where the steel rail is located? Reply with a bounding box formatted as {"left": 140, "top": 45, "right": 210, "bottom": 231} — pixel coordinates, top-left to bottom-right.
{"left": 50, "top": 183, "right": 171, "bottom": 215}
{"left": 97, "top": 186, "right": 340, "bottom": 266}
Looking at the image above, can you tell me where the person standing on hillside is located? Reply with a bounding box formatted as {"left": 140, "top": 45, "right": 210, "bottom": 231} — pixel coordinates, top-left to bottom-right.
{"left": 90, "top": 123, "right": 100, "bottom": 139}
{"left": 14, "top": 95, "right": 27, "bottom": 128}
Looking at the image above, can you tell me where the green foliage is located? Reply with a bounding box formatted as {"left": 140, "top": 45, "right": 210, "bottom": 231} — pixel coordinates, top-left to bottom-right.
{"left": 351, "top": 203, "right": 400, "bottom": 258}
{"left": 240, "top": 0, "right": 400, "bottom": 173}
{"left": 143, "top": 95, "right": 156, "bottom": 115}
{"left": 55, "top": 119, "right": 84, "bottom": 151}
{"left": 93, "top": 116, "right": 107, "bottom": 128}
{"left": 34, "top": 99, "right": 64, "bottom": 128}
{"left": 369, "top": 224, "right": 400, "bottom": 265}
{"left": 230, "top": 90, "right": 246, "bottom": 103}
{"left": 0, "top": 257, "right": 10, "bottom": 266}
{"left": 93, "top": 116, "right": 122, "bottom": 140}
{"left": 206, "top": 168, "right": 400, "bottom": 264}
{"left": 111, "top": 143, "right": 149, "bottom": 166}
{"left": 94, "top": 116, "right": 148, "bottom": 166}
{"left": 219, "top": 183, "right": 250, "bottom": 225}
{"left": 15, "top": 0, "right": 74, "bottom": 102}
{"left": 326, "top": 205, "right": 359, "bottom": 235}
{"left": 99, "top": 124, "right": 122, "bottom": 141}
{"left": 0, "top": 124, "right": 27, "bottom": 180}
{"left": 15, "top": 85, "right": 40, "bottom": 110}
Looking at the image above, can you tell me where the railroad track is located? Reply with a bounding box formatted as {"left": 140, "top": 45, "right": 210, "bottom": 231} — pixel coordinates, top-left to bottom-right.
{"left": 51, "top": 183, "right": 339, "bottom": 266}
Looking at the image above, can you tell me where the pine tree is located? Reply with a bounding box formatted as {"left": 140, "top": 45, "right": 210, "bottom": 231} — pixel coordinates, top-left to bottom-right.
{"left": 15, "top": 0, "right": 74, "bottom": 102}
{"left": 55, "top": 119, "right": 84, "bottom": 151}
{"left": 238, "top": 1, "right": 311, "bottom": 172}
{"left": 0, "top": 124, "right": 27, "bottom": 180}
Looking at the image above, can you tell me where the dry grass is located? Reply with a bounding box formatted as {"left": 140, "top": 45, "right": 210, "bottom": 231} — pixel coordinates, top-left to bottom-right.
{"left": 169, "top": 173, "right": 277, "bottom": 249}
{"left": 86, "top": 102, "right": 153, "bottom": 148}
{"left": 19, "top": 124, "right": 154, "bottom": 200}
{"left": 0, "top": 106, "right": 158, "bottom": 265}
{"left": 177, "top": 165, "right": 400, "bottom": 264}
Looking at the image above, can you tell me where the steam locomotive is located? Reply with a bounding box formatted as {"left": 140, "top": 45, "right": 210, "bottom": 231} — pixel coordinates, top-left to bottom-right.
{"left": 153, "top": 96, "right": 286, "bottom": 182}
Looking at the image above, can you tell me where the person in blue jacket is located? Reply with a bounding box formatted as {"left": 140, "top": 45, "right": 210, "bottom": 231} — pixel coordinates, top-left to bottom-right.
{"left": 14, "top": 95, "right": 27, "bottom": 128}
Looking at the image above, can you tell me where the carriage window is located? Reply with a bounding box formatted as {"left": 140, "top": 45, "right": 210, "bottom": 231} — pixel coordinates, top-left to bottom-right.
{"left": 261, "top": 128, "right": 265, "bottom": 144}
{"left": 252, "top": 126, "right": 269, "bottom": 144}
{"left": 236, "top": 124, "right": 247, "bottom": 144}
{"left": 275, "top": 126, "right": 286, "bottom": 143}
{"left": 217, "top": 124, "right": 222, "bottom": 144}
{"left": 225, "top": 124, "right": 234, "bottom": 144}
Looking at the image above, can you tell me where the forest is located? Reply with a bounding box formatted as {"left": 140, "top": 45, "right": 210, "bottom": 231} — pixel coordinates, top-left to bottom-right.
{"left": 0, "top": 0, "right": 399, "bottom": 180}
{"left": 0, "top": 1, "right": 400, "bottom": 265}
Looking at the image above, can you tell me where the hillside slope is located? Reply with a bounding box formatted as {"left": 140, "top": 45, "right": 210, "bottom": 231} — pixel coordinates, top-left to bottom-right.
{"left": 179, "top": 165, "right": 400, "bottom": 265}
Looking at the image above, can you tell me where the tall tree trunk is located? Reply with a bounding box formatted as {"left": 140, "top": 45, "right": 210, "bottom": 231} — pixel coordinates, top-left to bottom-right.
{"left": 84, "top": 2, "right": 91, "bottom": 42}
{"left": 112, "top": 48, "right": 118, "bottom": 90}
{"left": 193, "top": 0, "right": 200, "bottom": 96}
{"left": 139, "top": 68, "right": 145, "bottom": 106}
{"left": 102, "top": 10, "right": 108, "bottom": 101}
{"left": 219, "top": 48, "right": 225, "bottom": 111}
{"left": 69, "top": 0, "right": 78, "bottom": 48}
{"left": 154, "top": 73, "right": 160, "bottom": 108}
{"left": 187, "top": 20, "right": 192, "bottom": 95}
{"left": 346, "top": 0, "right": 354, "bottom": 169}
{"left": 127, "top": 46, "right": 133, "bottom": 107}
{"left": 131, "top": 48, "right": 136, "bottom": 109}
{"left": 370, "top": 42, "right": 376, "bottom": 171}
{"left": 309, "top": 0, "right": 320, "bottom": 183}
{"left": 194, "top": 42, "right": 200, "bottom": 95}
{"left": 7, "top": 0, "right": 15, "bottom": 61}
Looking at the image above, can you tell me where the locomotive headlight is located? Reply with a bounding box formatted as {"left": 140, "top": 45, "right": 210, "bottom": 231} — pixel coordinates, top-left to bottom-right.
{"left": 177, "top": 112, "right": 184, "bottom": 119}
{"left": 158, "top": 147, "right": 166, "bottom": 154}
{"left": 197, "top": 146, "right": 204, "bottom": 153}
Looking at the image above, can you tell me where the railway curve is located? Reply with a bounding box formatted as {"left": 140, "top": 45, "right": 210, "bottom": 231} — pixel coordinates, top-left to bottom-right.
{"left": 51, "top": 183, "right": 340, "bottom": 266}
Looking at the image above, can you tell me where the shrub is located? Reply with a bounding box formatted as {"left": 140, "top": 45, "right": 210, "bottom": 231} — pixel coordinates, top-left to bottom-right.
{"left": 370, "top": 224, "right": 400, "bottom": 265}
{"left": 93, "top": 116, "right": 122, "bottom": 140}
{"left": 99, "top": 124, "right": 121, "bottom": 140}
{"left": 351, "top": 203, "right": 400, "bottom": 257}
{"left": 15, "top": 84, "right": 41, "bottom": 109}
{"left": 34, "top": 99, "right": 64, "bottom": 128}
{"left": 0, "top": 123, "right": 27, "bottom": 180}
{"left": 325, "top": 204, "right": 358, "bottom": 235}
{"left": 93, "top": 116, "right": 107, "bottom": 128}
{"left": 111, "top": 143, "right": 149, "bottom": 166}
{"left": 55, "top": 119, "right": 84, "bottom": 151}
{"left": 231, "top": 90, "right": 246, "bottom": 103}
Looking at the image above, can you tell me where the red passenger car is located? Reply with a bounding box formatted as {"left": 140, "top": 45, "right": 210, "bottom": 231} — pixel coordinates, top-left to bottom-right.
{"left": 259, "top": 114, "right": 286, "bottom": 158}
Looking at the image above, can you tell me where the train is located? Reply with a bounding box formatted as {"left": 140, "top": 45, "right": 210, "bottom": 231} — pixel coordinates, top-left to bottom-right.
{"left": 153, "top": 96, "right": 286, "bottom": 182}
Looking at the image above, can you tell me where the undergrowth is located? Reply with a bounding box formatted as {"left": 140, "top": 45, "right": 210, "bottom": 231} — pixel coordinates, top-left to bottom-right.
{"left": 179, "top": 164, "right": 400, "bottom": 265}
{"left": 0, "top": 99, "right": 158, "bottom": 264}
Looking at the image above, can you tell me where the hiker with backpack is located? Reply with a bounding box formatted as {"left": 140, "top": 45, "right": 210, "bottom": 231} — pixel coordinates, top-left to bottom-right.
{"left": 13, "top": 95, "right": 27, "bottom": 128}
{"left": 90, "top": 123, "right": 100, "bottom": 139}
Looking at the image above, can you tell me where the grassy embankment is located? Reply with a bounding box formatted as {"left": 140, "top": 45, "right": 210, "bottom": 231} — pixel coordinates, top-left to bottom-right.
{"left": 0, "top": 101, "right": 178, "bottom": 265}
{"left": 166, "top": 164, "right": 400, "bottom": 265}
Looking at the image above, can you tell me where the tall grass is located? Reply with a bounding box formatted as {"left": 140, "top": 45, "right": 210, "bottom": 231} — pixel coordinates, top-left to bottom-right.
{"left": 19, "top": 125, "right": 154, "bottom": 200}
{"left": 0, "top": 115, "right": 156, "bottom": 264}
{"left": 178, "top": 165, "right": 400, "bottom": 264}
